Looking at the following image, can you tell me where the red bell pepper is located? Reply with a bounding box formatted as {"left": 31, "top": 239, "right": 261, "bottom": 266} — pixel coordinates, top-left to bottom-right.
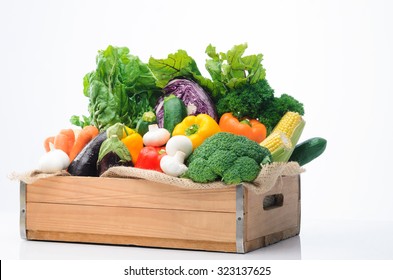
{"left": 134, "top": 146, "right": 166, "bottom": 172}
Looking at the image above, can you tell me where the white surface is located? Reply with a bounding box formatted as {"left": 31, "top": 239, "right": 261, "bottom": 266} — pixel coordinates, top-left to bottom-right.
{"left": 1, "top": 0, "right": 393, "bottom": 260}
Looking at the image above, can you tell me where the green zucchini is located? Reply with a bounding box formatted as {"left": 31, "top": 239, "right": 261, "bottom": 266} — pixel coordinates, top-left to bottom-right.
{"left": 289, "top": 137, "right": 327, "bottom": 166}
{"left": 136, "top": 111, "right": 156, "bottom": 136}
{"left": 163, "top": 94, "right": 187, "bottom": 134}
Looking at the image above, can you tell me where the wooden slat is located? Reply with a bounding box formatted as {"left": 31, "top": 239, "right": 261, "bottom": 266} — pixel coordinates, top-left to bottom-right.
{"left": 26, "top": 202, "right": 236, "bottom": 243}
{"left": 27, "top": 176, "right": 236, "bottom": 212}
{"left": 26, "top": 230, "right": 237, "bottom": 252}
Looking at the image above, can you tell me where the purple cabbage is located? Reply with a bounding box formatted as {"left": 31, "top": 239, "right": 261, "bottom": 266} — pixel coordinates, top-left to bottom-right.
{"left": 154, "top": 79, "right": 218, "bottom": 127}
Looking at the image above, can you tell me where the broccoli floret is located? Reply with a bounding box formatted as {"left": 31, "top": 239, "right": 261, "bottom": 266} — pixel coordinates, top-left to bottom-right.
{"left": 207, "top": 150, "right": 237, "bottom": 176}
{"left": 222, "top": 157, "right": 262, "bottom": 184}
{"left": 185, "top": 132, "right": 272, "bottom": 184}
{"left": 187, "top": 132, "right": 236, "bottom": 164}
{"left": 185, "top": 158, "right": 218, "bottom": 183}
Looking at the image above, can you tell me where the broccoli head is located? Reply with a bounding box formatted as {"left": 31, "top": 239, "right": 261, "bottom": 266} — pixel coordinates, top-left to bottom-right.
{"left": 185, "top": 132, "right": 272, "bottom": 184}
{"left": 216, "top": 79, "right": 275, "bottom": 119}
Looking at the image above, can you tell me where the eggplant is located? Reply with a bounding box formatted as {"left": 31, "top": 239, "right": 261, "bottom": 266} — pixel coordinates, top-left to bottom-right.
{"left": 97, "top": 152, "right": 133, "bottom": 176}
{"left": 96, "top": 134, "right": 133, "bottom": 176}
{"left": 68, "top": 131, "right": 107, "bottom": 176}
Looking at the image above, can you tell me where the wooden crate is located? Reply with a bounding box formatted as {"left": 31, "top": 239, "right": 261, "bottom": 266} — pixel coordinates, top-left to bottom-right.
{"left": 19, "top": 175, "right": 301, "bottom": 253}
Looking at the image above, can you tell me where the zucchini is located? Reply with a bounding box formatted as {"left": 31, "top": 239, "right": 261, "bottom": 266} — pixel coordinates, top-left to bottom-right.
{"left": 136, "top": 111, "right": 156, "bottom": 136}
{"left": 163, "top": 94, "right": 187, "bottom": 134}
{"left": 289, "top": 137, "right": 327, "bottom": 166}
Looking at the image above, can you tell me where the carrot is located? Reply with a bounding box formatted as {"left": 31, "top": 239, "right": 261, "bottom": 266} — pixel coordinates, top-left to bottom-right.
{"left": 44, "top": 136, "right": 55, "bottom": 152}
{"left": 69, "top": 125, "right": 99, "bottom": 162}
{"left": 54, "top": 129, "right": 75, "bottom": 157}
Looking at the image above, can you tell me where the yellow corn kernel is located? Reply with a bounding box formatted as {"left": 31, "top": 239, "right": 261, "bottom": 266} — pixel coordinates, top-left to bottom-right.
{"left": 260, "top": 132, "right": 292, "bottom": 162}
{"left": 261, "top": 132, "right": 289, "bottom": 152}
{"left": 273, "top": 112, "right": 303, "bottom": 138}
{"left": 272, "top": 111, "right": 305, "bottom": 147}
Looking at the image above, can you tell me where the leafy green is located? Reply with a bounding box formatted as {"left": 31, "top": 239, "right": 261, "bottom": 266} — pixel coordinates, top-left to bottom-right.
{"left": 70, "top": 115, "right": 91, "bottom": 128}
{"left": 148, "top": 49, "right": 215, "bottom": 94}
{"left": 205, "top": 43, "right": 266, "bottom": 100}
{"left": 71, "top": 45, "right": 161, "bottom": 130}
{"left": 71, "top": 43, "right": 304, "bottom": 134}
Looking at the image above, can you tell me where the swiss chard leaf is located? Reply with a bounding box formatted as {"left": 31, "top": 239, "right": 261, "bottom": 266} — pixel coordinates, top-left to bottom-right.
{"left": 148, "top": 50, "right": 203, "bottom": 88}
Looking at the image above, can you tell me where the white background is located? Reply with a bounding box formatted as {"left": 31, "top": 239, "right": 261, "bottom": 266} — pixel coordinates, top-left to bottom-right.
{"left": 1, "top": 0, "right": 393, "bottom": 261}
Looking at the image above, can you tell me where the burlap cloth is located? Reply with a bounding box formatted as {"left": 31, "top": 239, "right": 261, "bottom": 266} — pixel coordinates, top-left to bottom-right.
{"left": 10, "top": 162, "right": 304, "bottom": 194}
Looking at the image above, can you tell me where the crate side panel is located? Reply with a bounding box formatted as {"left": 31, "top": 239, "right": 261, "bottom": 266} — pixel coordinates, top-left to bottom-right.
{"left": 26, "top": 202, "right": 237, "bottom": 243}
{"left": 26, "top": 176, "right": 236, "bottom": 213}
{"left": 245, "top": 175, "right": 300, "bottom": 242}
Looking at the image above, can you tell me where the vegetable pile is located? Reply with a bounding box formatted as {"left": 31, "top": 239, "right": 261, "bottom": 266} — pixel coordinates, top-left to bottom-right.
{"left": 38, "top": 43, "right": 327, "bottom": 185}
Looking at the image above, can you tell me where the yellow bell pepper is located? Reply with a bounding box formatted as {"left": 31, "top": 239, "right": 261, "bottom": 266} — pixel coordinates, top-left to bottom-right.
{"left": 172, "top": 114, "right": 220, "bottom": 149}
{"left": 121, "top": 126, "right": 143, "bottom": 164}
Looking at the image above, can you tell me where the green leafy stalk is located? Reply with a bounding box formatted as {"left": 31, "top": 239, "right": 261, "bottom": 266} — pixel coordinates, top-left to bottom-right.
{"left": 205, "top": 43, "right": 266, "bottom": 101}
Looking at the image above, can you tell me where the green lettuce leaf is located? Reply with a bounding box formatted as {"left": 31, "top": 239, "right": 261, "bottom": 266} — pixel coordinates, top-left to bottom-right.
{"left": 73, "top": 45, "right": 161, "bottom": 130}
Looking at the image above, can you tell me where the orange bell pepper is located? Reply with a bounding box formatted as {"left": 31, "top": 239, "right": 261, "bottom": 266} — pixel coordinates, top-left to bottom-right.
{"left": 219, "top": 112, "right": 267, "bottom": 143}
{"left": 121, "top": 126, "right": 144, "bottom": 164}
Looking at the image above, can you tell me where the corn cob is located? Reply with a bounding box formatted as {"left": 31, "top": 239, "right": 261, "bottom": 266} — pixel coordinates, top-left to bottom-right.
{"left": 260, "top": 112, "right": 305, "bottom": 162}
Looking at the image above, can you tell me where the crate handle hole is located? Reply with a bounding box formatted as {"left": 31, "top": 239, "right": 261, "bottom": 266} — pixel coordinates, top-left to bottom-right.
{"left": 263, "top": 194, "right": 284, "bottom": 210}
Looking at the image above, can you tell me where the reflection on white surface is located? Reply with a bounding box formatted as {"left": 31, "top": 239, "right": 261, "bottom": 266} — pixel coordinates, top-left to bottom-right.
{"left": 17, "top": 236, "right": 301, "bottom": 260}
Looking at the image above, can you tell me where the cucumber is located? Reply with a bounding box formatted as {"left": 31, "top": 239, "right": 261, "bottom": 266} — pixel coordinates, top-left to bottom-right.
{"left": 289, "top": 137, "right": 327, "bottom": 166}
{"left": 163, "top": 94, "right": 187, "bottom": 134}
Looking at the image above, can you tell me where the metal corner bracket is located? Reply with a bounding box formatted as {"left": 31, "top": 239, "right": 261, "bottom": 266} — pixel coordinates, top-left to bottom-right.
{"left": 20, "top": 181, "right": 27, "bottom": 239}
{"left": 236, "top": 184, "right": 245, "bottom": 253}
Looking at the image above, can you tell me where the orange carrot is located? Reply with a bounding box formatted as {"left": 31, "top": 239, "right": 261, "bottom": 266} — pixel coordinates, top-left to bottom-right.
{"left": 44, "top": 136, "right": 55, "bottom": 152}
{"left": 54, "top": 129, "right": 75, "bottom": 157}
{"left": 69, "top": 125, "right": 99, "bottom": 162}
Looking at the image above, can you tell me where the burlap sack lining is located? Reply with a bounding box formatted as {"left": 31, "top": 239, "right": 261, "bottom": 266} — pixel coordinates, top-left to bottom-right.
{"left": 11, "top": 162, "right": 304, "bottom": 194}
{"left": 102, "top": 162, "right": 303, "bottom": 194}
